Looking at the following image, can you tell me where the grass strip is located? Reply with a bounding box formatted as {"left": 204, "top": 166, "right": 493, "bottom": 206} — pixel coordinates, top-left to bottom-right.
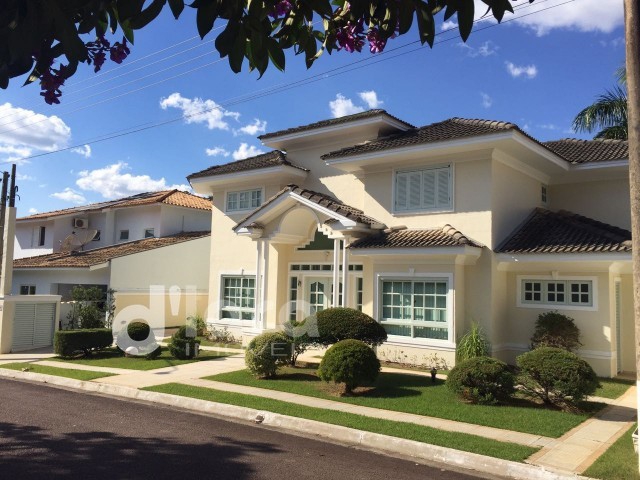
{"left": 54, "top": 348, "right": 234, "bottom": 371}
{"left": 594, "top": 378, "right": 634, "bottom": 399}
{"left": 0, "top": 362, "right": 115, "bottom": 381}
{"left": 584, "top": 423, "right": 639, "bottom": 480}
{"left": 145, "top": 382, "right": 538, "bottom": 462}
{"left": 207, "top": 366, "right": 603, "bottom": 438}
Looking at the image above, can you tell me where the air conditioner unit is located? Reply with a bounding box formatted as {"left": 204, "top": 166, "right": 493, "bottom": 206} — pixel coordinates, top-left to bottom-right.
{"left": 73, "top": 218, "right": 88, "bottom": 229}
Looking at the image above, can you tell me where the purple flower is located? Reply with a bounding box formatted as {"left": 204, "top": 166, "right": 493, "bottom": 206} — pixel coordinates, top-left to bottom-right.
{"left": 367, "top": 28, "right": 387, "bottom": 54}
{"left": 336, "top": 20, "right": 365, "bottom": 53}
{"left": 86, "top": 36, "right": 111, "bottom": 72}
{"left": 110, "top": 37, "right": 130, "bottom": 64}
{"left": 269, "top": 0, "right": 292, "bottom": 18}
{"left": 39, "top": 62, "right": 67, "bottom": 105}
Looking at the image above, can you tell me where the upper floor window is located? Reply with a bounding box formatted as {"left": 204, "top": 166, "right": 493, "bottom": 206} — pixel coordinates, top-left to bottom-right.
{"left": 37, "top": 226, "right": 46, "bottom": 246}
{"left": 20, "top": 285, "right": 36, "bottom": 295}
{"left": 394, "top": 165, "right": 452, "bottom": 213}
{"left": 119, "top": 230, "right": 129, "bottom": 241}
{"left": 93, "top": 230, "right": 101, "bottom": 241}
{"left": 144, "top": 228, "right": 155, "bottom": 238}
{"left": 226, "top": 188, "right": 262, "bottom": 213}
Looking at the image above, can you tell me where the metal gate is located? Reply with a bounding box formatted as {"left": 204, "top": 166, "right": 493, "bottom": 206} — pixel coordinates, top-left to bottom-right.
{"left": 12, "top": 303, "right": 56, "bottom": 351}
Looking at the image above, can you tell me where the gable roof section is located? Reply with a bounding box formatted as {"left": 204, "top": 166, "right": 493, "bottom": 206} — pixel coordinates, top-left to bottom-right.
{"left": 349, "top": 225, "right": 483, "bottom": 249}
{"left": 258, "top": 110, "right": 414, "bottom": 140}
{"left": 187, "top": 150, "right": 308, "bottom": 180}
{"left": 497, "top": 208, "right": 631, "bottom": 254}
{"left": 543, "top": 138, "right": 628, "bottom": 164}
{"left": 14, "top": 231, "right": 210, "bottom": 269}
{"left": 234, "top": 184, "right": 383, "bottom": 231}
{"left": 19, "top": 190, "right": 211, "bottom": 221}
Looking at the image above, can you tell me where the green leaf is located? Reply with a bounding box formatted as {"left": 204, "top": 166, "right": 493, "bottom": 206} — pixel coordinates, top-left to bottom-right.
{"left": 121, "top": 20, "right": 135, "bottom": 43}
{"left": 397, "top": 0, "right": 414, "bottom": 35}
{"left": 215, "top": 21, "right": 239, "bottom": 57}
{"left": 228, "top": 26, "right": 246, "bottom": 73}
{"left": 457, "top": 0, "right": 474, "bottom": 41}
{"left": 168, "top": 0, "right": 185, "bottom": 18}
{"left": 116, "top": 0, "right": 145, "bottom": 21}
{"left": 129, "top": 0, "right": 166, "bottom": 30}
{"left": 196, "top": 0, "right": 219, "bottom": 38}
{"left": 415, "top": 3, "right": 435, "bottom": 47}
{"left": 47, "top": 0, "right": 87, "bottom": 63}
{"left": 267, "top": 38, "right": 285, "bottom": 71}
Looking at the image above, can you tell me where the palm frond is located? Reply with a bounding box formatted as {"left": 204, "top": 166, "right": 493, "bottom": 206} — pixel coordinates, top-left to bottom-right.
{"left": 572, "top": 85, "right": 628, "bottom": 139}
{"left": 594, "top": 125, "right": 628, "bottom": 140}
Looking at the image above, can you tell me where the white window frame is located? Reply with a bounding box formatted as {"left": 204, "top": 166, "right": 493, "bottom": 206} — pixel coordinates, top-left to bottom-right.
{"left": 20, "top": 285, "right": 36, "bottom": 295}
{"left": 516, "top": 275, "right": 598, "bottom": 311}
{"left": 375, "top": 273, "right": 455, "bottom": 346}
{"left": 219, "top": 274, "right": 257, "bottom": 324}
{"left": 392, "top": 164, "right": 454, "bottom": 215}
{"left": 225, "top": 187, "right": 264, "bottom": 213}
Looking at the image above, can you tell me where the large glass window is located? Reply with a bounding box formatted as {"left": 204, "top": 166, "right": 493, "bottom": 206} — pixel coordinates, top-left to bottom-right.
{"left": 380, "top": 279, "right": 449, "bottom": 340}
{"left": 521, "top": 279, "right": 592, "bottom": 307}
{"left": 227, "top": 189, "right": 262, "bottom": 212}
{"left": 395, "top": 165, "right": 451, "bottom": 212}
{"left": 221, "top": 276, "right": 256, "bottom": 320}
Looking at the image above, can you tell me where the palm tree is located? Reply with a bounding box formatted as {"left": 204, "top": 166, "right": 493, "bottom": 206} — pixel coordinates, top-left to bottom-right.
{"left": 573, "top": 69, "right": 628, "bottom": 140}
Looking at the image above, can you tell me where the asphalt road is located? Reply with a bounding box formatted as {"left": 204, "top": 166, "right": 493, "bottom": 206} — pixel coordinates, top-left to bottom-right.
{"left": 0, "top": 378, "right": 491, "bottom": 480}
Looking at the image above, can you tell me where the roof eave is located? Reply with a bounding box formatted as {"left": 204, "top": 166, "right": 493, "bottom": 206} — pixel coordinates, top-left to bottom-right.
{"left": 189, "top": 165, "right": 308, "bottom": 195}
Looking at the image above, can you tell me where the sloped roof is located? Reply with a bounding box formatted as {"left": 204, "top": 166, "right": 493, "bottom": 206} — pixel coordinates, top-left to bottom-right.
{"left": 258, "top": 109, "right": 414, "bottom": 140}
{"left": 497, "top": 208, "right": 631, "bottom": 254}
{"left": 543, "top": 138, "right": 628, "bottom": 164}
{"left": 349, "top": 225, "right": 482, "bottom": 249}
{"left": 234, "top": 184, "right": 384, "bottom": 231}
{"left": 19, "top": 190, "right": 211, "bottom": 221}
{"left": 187, "top": 150, "right": 308, "bottom": 180}
{"left": 14, "top": 232, "right": 210, "bottom": 269}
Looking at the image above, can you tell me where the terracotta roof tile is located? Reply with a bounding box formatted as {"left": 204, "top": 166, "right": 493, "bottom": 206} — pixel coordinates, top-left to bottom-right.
{"left": 497, "top": 208, "right": 631, "bottom": 254}
{"left": 187, "top": 150, "right": 308, "bottom": 180}
{"left": 234, "top": 184, "right": 384, "bottom": 230}
{"left": 258, "top": 110, "right": 414, "bottom": 140}
{"left": 19, "top": 190, "right": 210, "bottom": 221}
{"left": 349, "top": 225, "right": 482, "bottom": 249}
{"left": 543, "top": 138, "right": 628, "bottom": 164}
{"left": 14, "top": 232, "right": 210, "bottom": 269}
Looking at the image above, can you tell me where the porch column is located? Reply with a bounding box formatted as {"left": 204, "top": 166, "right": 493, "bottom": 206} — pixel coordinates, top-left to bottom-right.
{"left": 254, "top": 240, "right": 263, "bottom": 329}
{"left": 341, "top": 238, "right": 348, "bottom": 307}
{"left": 261, "top": 241, "right": 269, "bottom": 329}
{"left": 332, "top": 238, "right": 340, "bottom": 307}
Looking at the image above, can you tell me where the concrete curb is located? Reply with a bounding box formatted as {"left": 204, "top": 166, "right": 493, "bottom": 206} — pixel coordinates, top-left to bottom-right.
{"left": 0, "top": 368, "right": 592, "bottom": 480}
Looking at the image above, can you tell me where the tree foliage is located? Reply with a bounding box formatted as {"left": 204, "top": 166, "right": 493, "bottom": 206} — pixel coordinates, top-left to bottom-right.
{"left": 573, "top": 85, "right": 628, "bottom": 140}
{"left": 1, "top": 0, "right": 531, "bottom": 103}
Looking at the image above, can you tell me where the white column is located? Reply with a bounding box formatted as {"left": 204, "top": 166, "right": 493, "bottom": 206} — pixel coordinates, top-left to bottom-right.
{"left": 261, "top": 242, "right": 269, "bottom": 329}
{"left": 332, "top": 238, "right": 340, "bottom": 307}
{"left": 254, "top": 240, "right": 262, "bottom": 329}
{"left": 341, "top": 239, "right": 348, "bottom": 307}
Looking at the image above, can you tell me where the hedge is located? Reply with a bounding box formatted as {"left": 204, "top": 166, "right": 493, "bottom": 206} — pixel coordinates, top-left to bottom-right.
{"left": 54, "top": 328, "right": 113, "bottom": 357}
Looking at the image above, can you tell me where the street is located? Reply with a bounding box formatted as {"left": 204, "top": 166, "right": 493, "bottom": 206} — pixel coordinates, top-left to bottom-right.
{"left": 0, "top": 378, "right": 490, "bottom": 480}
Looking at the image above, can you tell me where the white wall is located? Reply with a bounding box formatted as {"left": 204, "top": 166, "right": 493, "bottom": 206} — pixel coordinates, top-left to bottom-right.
{"left": 158, "top": 205, "right": 211, "bottom": 236}
{"left": 12, "top": 268, "right": 110, "bottom": 296}
{"left": 14, "top": 220, "right": 54, "bottom": 259}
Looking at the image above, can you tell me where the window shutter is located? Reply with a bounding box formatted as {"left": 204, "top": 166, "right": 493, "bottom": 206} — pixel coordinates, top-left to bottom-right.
{"left": 422, "top": 170, "right": 436, "bottom": 208}
{"left": 436, "top": 167, "right": 450, "bottom": 208}
{"left": 408, "top": 171, "right": 422, "bottom": 210}
{"left": 395, "top": 173, "right": 408, "bottom": 210}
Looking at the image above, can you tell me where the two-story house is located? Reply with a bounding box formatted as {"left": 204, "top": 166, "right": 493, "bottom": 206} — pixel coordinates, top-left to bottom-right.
{"left": 11, "top": 189, "right": 212, "bottom": 333}
{"left": 188, "top": 110, "right": 631, "bottom": 377}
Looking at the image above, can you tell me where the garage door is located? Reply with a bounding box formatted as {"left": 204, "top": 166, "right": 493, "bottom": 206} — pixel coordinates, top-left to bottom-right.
{"left": 12, "top": 303, "right": 56, "bottom": 351}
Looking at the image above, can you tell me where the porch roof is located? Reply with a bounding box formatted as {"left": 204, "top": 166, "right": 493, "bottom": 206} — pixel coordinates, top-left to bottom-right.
{"left": 233, "top": 184, "right": 385, "bottom": 232}
{"left": 497, "top": 208, "right": 631, "bottom": 254}
{"left": 349, "top": 225, "right": 483, "bottom": 249}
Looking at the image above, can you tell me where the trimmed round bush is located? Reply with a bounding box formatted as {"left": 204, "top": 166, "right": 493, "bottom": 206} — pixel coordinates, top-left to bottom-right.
{"left": 517, "top": 347, "right": 599, "bottom": 408}
{"left": 126, "top": 322, "right": 151, "bottom": 341}
{"left": 298, "top": 308, "right": 387, "bottom": 347}
{"left": 245, "top": 331, "right": 292, "bottom": 378}
{"left": 317, "top": 339, "right": 380, "bottom": 395}
{"left": 531, "top": 311, "right": 582, "bottom": 352}
{"left": 446, "top": 356, "right": 514, "bottom": 404}
{"left": 168, "top": 325, "right": 201, "bottom": 360}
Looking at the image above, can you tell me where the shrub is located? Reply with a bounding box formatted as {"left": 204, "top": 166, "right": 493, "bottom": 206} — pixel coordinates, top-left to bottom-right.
{"left": 54, "top": 329, "right": 113, "bottom": 357}
{"left": 517, "top": 347, "right": 599, "bottom": 408}
{"left": 245, "top": 331, "right": 292, "bottom": 378}
{"left": 187, "top": 314, "right": 207, "bottom": 337}
{"left": 456, "top": 322, "right": 491, "bottom": 362}
{"left": 296, "top": 308, "right": 387, "bottom": 347}
{"left": 145, "top": 345, "right": 162, "bottom": 360}
{"left": 531, "top": 311, "right": 582, "bottom": 352}
{"left": 317, "top": 339, "right": 380, "bottom": 395}
{"left": 66, "top": 286, "right": 108, "bottom": 329}
{"left": 115, "top": 322, "right": 158, "bottom": 357}
{"left": 281, "top": 320, "right": 314, "bottom": 366}
{"left": 207, "top": 326, "right": 238, "bottom": 345}
{"left": 168, "top": 325, "right": 201, "bottom": 360}
{"left": 126, "top": 322, "right": 151, "bottom": 341}
{"left": 446, "top": 356, "right": 514, "bottom": 404}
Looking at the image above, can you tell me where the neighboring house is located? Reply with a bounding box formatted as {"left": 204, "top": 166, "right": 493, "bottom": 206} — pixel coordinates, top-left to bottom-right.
{"left": 189, "top": 110, "right": 631, "bottom": 377}
{"left": 14, "top": 189, "right": 211, "bottom": 260}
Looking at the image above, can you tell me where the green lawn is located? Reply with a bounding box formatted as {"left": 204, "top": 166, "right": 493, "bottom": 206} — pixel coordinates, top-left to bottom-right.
{"left": 594, "top": 377, "right": 634, "bottom": 399}
{"left": 145, "top": 382, "right": 538, "bottom": 462}
{"left": 0, "top": 362, "right": 115, "bottom": 381}
{"left": 584, "top": 424, "right": 639, "bottom": 480}
{"left": 55, "top": 348, "right": 234, "bottom": 371}
{"left": 207, "top": 366, "right": 604, "bottom": 438}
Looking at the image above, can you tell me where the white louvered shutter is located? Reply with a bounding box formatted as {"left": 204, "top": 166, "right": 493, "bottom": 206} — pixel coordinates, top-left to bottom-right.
{"left": 407, "top": 171, "right": 422, "bottom": 210}
{"left": 436, "top": 167, "right": 451, "bottom": 208}
{"left": 422, "top": 170, "right": 436, "bottom": 209}
{"left": 395, "top": 172, "right": 408, "bottom": 210}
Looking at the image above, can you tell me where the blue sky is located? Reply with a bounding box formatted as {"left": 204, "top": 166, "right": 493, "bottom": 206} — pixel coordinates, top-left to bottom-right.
{"left": 0, "top": 0, "right": 626, "bottom": 215}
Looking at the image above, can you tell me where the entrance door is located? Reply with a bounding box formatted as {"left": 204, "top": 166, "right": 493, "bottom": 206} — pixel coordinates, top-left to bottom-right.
{"left": 304, "top": 277, "right": 342, "bottom": 316}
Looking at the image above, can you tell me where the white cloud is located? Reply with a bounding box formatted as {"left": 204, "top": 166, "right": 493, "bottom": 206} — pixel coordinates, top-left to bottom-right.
{"left": 71, "top": 144, "right": 91, "bottom": 158}
{"left": 329, "top": 94, "right": 365, "bottom": 118}
{"left": 538, "top": 123, "right": 558, "bottom": 130}
{"left": 458, "top": 40, "right": 498, "bottom": 57}
{"left": 75, "top": 162, "right": 190, "bottom": 199}
{"left": 505, "top": 62, "right": 538, "bottom": 79}
{"left": 0, "top": 103, "right": 71, "bottom": 164}
{"left": 28, "top": 208, "right": 38, "bottom": 214}
{"left": 205, "top": 147, "right": 230, "bottom": 157}
{"left": 50, "top": 188, "right": 86, "bottom": 204}
{"left": 358, "top": 90, "right": 383, "bottom": 109}
{"left": 441, "top": 20, "right": 458, "bottom": 31}
{"left": 480, "top": 92, "right": 493, "bottom": 108}
{"left": 232, "top": 143, "right": 264, "bottom": 160}
{"left": 159, "top": 93, "right": 240, "bottom": 130}
{"left": 16, "top": 173, "right": 35, "bottom": 181}
{"left": 235, "top": 118, "right": 267, "bottom": 136}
